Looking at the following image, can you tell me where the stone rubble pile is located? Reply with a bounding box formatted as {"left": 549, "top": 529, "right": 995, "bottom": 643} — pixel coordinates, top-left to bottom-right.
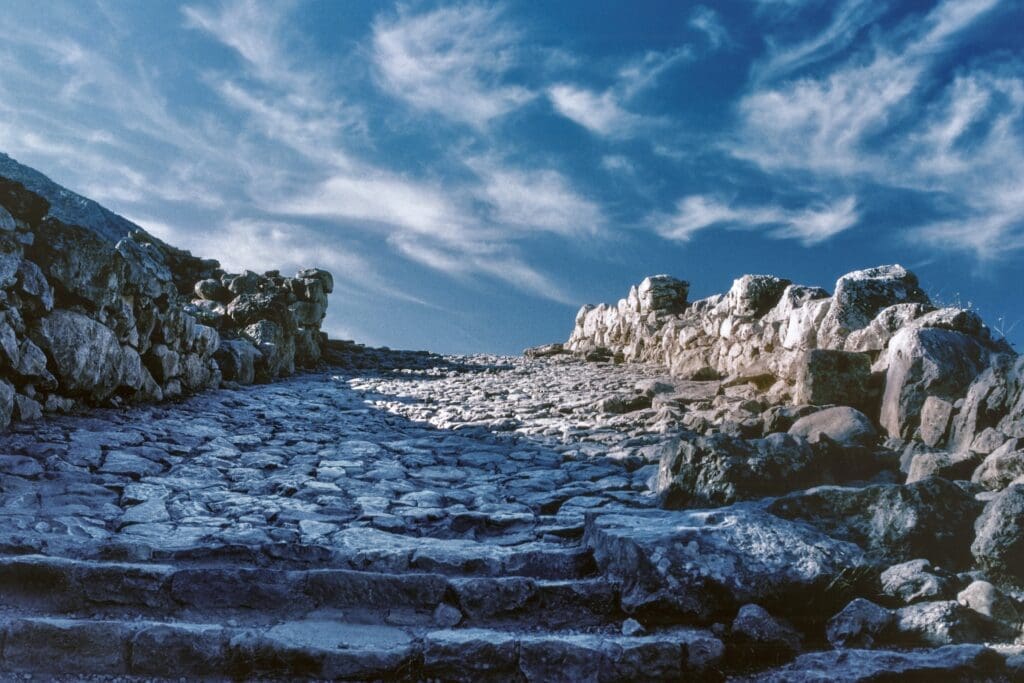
{"left": 0, "top": 153, "right": 332, "bottom": 431}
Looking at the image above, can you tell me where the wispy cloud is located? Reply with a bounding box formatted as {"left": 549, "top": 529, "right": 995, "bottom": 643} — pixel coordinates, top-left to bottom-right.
{"left": 547, "top": 84, "right": 644, "bottom": 137}
{"left": 752, "top": 0, "right": 887, "bottom": 82}
{"left": 656, "top": 195, "right": 859, "bottom": 245}
{"left": 371, "top": 3, "right": 534, "bottom": 128}
{"left": 731, "top": 0, "right": 1019, "bottom": 256}
{"left": 689, "top": 6, "right": 731, "bottom": 51}
{"left": 471, "top": 159, "right": 605, "bottom": 236}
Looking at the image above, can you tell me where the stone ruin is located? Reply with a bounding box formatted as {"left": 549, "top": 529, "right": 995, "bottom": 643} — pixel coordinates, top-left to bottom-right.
{"left": 0, "top": 152, "right": 333, "bottom": 430}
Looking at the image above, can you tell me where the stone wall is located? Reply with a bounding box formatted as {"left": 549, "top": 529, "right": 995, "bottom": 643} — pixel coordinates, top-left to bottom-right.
{"left": 565, "top": 265, "right": 1017, "bottom": 448}
{"left": 0, "top": 160, "right": 333, "bottom": 430}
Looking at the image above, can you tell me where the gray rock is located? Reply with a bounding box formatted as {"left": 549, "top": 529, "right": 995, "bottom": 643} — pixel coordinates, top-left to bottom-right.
{"left": 729, "top": 603, "right": 801, "bottom": 665}
{"left": 727, "top": 274, "right": 790, "bottom": 318}
{"left": 637, "top": 274, "right": 688, "bottom": 313}
{"left": 523, "top": 343, "right": 566, "bottom": 359}
{"left": 905, "top": 450, "right": 980, "bottom": 484}
{"left": 918, "top": 395, "right": 955, "bottom": 447}
{"left": 879, "top": 559, "right": 960, "bottom": 604}
{"left": 768, "top": 478, "right": 982, "bottom": 568}
{"left": 16, "top": 259, "right": 53, "bottom": 312}
{"left": 584, "top": 507, "right": 865, "bottom": 623}
{"left": 13, "top": 394, "right": 42, "bottom": 422}
{"left": 972, "top": 443, "right": 1024, "bottom": 491}
{"left": 971, "top": 484, "right": 1024, "bottom": 584}
{"left": 957, "top": 580, "right": 1023, "bottom": 627}
{"left": 788, "top": 406, "right": 877, "bottom": 448}
{"left": 215, "top": 339, "right": 259, "bottom": 385}
{"left": 818, "top": 264, "right": 930, "bottom": 349}
{"left": 892, "top": 600, "right": 1014, "bottom": 646}
{"left": 792, "top": 350, "right": 872, "bottom": 411}
{"left": 951, "top": 354, "right": 1024, "bottom": 452}
{"left": 749, "top": 644, "right": 1006, "bottom": 682}
{"left": 826, "top": 598, "right": 893, "bottom": 649}
{"left": 31, "top": 310, "right": 124, "bottom": 401}
{"left": 880, "top": 327, "right": 990, "bottom": 439}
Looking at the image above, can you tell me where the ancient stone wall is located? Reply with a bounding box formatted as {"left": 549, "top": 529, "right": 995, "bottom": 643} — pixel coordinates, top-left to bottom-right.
{"left": 0, "top": 166, "right": 332, "bottom": 429}
{"left": 565, "top": 265, "right": 1018, "bottom": 448}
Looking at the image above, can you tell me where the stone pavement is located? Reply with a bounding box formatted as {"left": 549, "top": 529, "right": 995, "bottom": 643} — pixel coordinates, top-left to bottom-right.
{"left": 0, "top": 348, "right": 726, "bottom": 681}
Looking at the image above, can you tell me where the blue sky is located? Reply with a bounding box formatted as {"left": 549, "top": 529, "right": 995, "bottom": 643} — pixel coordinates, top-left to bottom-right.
{"left": 1, "top": 0, "right": 1022, "bottom": 353}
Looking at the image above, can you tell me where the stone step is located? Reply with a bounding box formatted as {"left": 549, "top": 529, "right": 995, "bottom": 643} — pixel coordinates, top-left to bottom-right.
{"left": 0, "top": 615, "right": 726, "bottom": 681}
{"left": 0, "top": 555, "right": 621, "bottom": 628}
{"left": 58, "top": 529, "right": 597, "bottom": 579}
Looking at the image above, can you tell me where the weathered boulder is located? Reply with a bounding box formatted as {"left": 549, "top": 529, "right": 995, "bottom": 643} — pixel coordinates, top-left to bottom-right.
{"left": 788, "top": 406, "right": 877, "bottom": 448}
{"left": 951, "top": 354, "right": 1024, "bottom": 452}
{"left": 891, "top": 600, "right": 1014, "bottom": 646}
{"left": 584, "top": 507, "right": 867, "bottom": 624}
{"left": 879, "top": 559, "right": 961, "bottom": 605}
{"left": 880, "top": 327, "right": 990, "bottom": 439}
{"left": 817, "top": 265, "right": 929, "bottom": 349}
{"left": 791, "top": 350, "right": 872, "bottom": 410}
{"left": 750, "top": 645, "right": 1007, "bottom": 682}
{"left": 972, "top": 442, "right": 1024, "bottom": 491}
{"left": 215, "top": 339, "right": 259, "bottom": 385}
{"left": 957, "top": 580, "right": 1023, "bottom": 626}
{"left": 826, "top": 598, "right": 893, "bottom": 648}
{"left": 905, "top": 450, "right": 980, "bottom": 484}
{"left": 728, "top": 603, "right": 801, "bottom": 667}
{"left": 637, "top": 275, "right": 688, "bottom": 314}
{"left": 657, "top": 433, "right": 850, "bottom": 508}
{"left": 919, "top": 395, "right": 955, "bottom": 447}
{"left": 244, "top": 320, "right": 295, "bottom": 381}
{"left": 0, "top": 380, "right": 13, "bottom": 429}
{"left": 29, "top": 218, "right": 126, "bottom": 312}
{"left": 727, "top": 274, "right": 790, "bottom": 318}
{"left": 971, "top": 484, "right": 1024, "bottom": 585}
{"left": 31, "top": 310, "right": 124, "bottom": 401}
{"left": 767, "top": 478, "right": 982, "bottom": 568}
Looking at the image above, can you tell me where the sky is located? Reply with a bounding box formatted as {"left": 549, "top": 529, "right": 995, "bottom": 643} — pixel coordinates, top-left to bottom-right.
{"left": 0, "top": 0, "right": 1022, "bottom": 354}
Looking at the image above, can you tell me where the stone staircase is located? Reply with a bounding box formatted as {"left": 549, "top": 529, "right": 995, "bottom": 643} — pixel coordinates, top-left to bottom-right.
{"left": 0, "top": 537, "right": 725, "bottom": 681}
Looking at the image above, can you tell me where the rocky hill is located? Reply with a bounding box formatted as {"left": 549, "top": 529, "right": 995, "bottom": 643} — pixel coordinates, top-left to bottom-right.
{"left": 0, "top": 153, "right": 334, "bottom": 429}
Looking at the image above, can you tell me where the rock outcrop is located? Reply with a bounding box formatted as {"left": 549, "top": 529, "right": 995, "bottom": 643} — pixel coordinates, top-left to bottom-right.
{"left": 0, "top": 152, "right": 333, "bottom": 429}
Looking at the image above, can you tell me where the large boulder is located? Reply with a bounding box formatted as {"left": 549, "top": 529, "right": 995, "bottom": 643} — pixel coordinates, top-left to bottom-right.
{"left": 880, "top": 327, "right": 990, "bottom": 440}
{"left": 214, "top": 339, "right": 259, "bottom": 385}
{"left": 657, "top": 432, "right": 864, "bottom": 508}
{"left": 788, "top": 406, "right": 878, "bottom": 448}
{"left": 818, "top": 265, "right": 930, "bottom": 349}
{"left": 636, "top": 275, "right": 688, "bottom": 314}
{"left": 951, "top": 354, "right": 1024, "bottom": 453}
{"left": 971, "top": 484, "right": 1024, "bottom": 586}
{"left": 30, "top": 310, "right": 125, "bottom": 401}
{"left": 727, "top": 274, "right": 790, "bottom": 318}
{"left": 585, "top": 507, "right": 866, "bottom": 625}
{"left": 767, "top": 478, "right": 982, "bottom": 569}
{"left": 791, "top": 350, "right": 873, "bottom": 411}
{"left": 751, "top": 645, "right": 1006, "bottom": 681}
{"left": 28, "top": 218, "right": 126, "bottom": 313}
{"left": 971, "top": 442, "right": 1024, "bottom": 491}
{"left": 244, "top": 320, "right": 295, "bottom": 381}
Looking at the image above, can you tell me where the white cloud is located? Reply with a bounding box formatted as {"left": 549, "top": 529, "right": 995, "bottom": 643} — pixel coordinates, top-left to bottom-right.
{"left": 371, "top": 4, "right": 534, "bottom": 128}
{"left": 473, "top": 162, "right": 604, "bottom": 236}
{"left": 752, "top": 0, "right": 886, "bottom": 82}
{"left": 657, "top": 195, "right": 859, "bottom": 245}
{"left": 734, "top": 0, "right": 1019, "bottom": 256}
{"left": 548, "top": 84, "right": 643, "bottom": 137}
{"left": 689, "top": 6, "right": 731, "bottom": 50}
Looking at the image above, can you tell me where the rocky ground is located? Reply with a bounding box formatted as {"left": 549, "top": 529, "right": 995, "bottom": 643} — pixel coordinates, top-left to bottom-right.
{"left": 0, "top": 345, "right": 1022, "bottom": 681}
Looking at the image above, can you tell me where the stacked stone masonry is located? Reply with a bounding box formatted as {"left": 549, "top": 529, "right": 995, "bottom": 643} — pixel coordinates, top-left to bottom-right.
{"left": 0, "top": 158, "right": 333, "bottom": 431}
